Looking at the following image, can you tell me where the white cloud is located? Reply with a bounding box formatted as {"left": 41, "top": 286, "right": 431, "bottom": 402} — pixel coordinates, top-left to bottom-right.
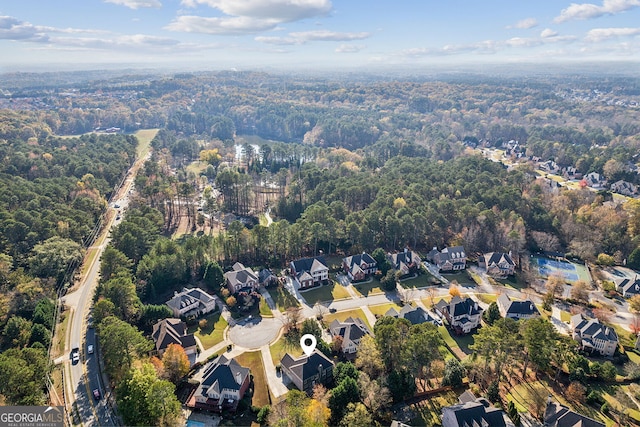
{"left": 335, "top": 44, "right": 364, "bottom": 53}
{"left": 165, "top": 15, "right": 278, "bottom": 34}
{"left": 181, "top": 0, "right": 332, "bottom": 23}
{"left": 540, "top": 28, "right": 558, "bottom": 38}
{"left": 254, "top": 35, "right": 301, "bottom": 45}
{"left": 554, "top": 0, "right": 640, "bottom": 23}
{"left": 288, "top": 30, "right": 370, "bottom": 41}
{"left": 585, "top": 26, "right": 640, "bottom": 41}
{"left": 104, "top": 0, "right": 162, "bottom": 9}
{"left": 0, "top": 16, "right": 49, "bottom": 42}
{"left": 508, "top": 18, "right": 538, "bottom": 29}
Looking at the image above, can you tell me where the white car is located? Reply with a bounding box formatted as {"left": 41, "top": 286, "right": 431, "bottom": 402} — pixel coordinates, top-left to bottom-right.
{"left": 71, "top": 348, "right": 80, "bottom": 364}
{"left": 87, "top": 344, "right": 94, "bottom": 354}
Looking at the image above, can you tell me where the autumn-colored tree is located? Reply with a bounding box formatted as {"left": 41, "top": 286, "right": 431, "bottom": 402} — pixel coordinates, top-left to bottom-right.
{"left": 570, "top": 280, "right": 589, "bottom": 304}
{"left": 149, "top": 356, "right": 164, "bottom": 376}
{"left": 162, "top": 344, "right": 190, "bottom": 384}
{"left": 566, "top": 382, "right": 586, "bottom": 404}
{"left": 592, "top": 307, "right": 612, "bottom": 323}
{"left": 546, "top": 273, "right": 565, "bottom": 297}
{"left": 199, "top": 149, "right": 222, "bottom": 166}
{"left": 449, "top": 285, "right": 461, "bottom": 298}
{"left": 355, "top": 335, "right": 384, "bottom": 378}
{"left": 226, "top": 296, "right": 237, "bottom": 307}
{"left": 331, "top": 335, "right": 344, "bottom": 353}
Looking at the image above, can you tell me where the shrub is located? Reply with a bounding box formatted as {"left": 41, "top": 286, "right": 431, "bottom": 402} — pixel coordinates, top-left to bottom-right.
{"left": 198, "top": 318, "right": 208, "bottom": 329}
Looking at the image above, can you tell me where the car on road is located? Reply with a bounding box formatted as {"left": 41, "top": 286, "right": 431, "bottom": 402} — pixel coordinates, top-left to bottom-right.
{"left": 114, "top": 204, "right": 120, "bottom": 208}
{"left": 329, "top": 308, "right": 337, "bottom": 313}
{"left": 87, "top": 344, "right": 94, "bottom": 354}
{"left": 93, "top": 389, "right": 101, "bottom": 400}
{"left": 71, "top": 347, "right": 80, "bottom": 364}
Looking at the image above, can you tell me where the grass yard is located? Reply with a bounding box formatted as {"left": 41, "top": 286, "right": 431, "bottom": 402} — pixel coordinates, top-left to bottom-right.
{"left": 49, "top": 365, "right": 64, "bottom": 406}
{"left": 627, "top": 350, "right": 640, "bottom": 364}
{"left": 323, "top": 308, "right": 372, "bottom": 330}
{"left": 187, "top": 312, "right": 228, "bottom": 350}
{"left": 352, "top": 278, "right": 385, "bottom": 296}
{"left": 52, "top": 309, "right": 71, "bottom": 358}
{"left": 438, "top": 326, "right": 472, "bottom": 360}
{"left": 495, "top": 273, "right": 528, "bottom": 290}
{"left": 560, "top": 310, "right": 571, "bottom": 323}
{"left": 441, "top": 271, "right": 477, "bottom": 288}
{"left": 80, "top": 247, "right": 100, "bottom": 279}
{"left": 400, "top": 272, "right": 437, "bottom": 289}
{"left": 368, "top": 302, "right": 402, "bottom": 317}
{"left": 269, "top": 286, "right": 300, "bottom": 311}
{"left": 408, "top": 389, "right": 459, "bottom": 426}
{"left": 610, "top": 323, "right": 637, "bottom": 348}
{"left": 301, "top": 281, "right": 351, "bottom": 304}
{"left": 133, "top": 128, "right": 158, "bottom": 158}
{"left": 259, "top": 298, "right": 273, "bottom": 317}
{"left": 235, "top": 351, "right": 270, "bottom": 407}
{"left": 269, "top": 336, "right": 302, "bottom": 364}
{"left": 475, "top": 293, "right": 497, "bottom": 304}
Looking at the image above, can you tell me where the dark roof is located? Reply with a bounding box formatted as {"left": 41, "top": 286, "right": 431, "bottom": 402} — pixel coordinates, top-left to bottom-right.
{"left": 343, "top": 253, "right": 376, "bottom": 268}
{"left": 330, "top": 317, "right": 371, "bottom": 344}
{"left": 280, "top": 350, "right": 334, "bottom": 384}
{"left": 151, "top": 318, "right": 196, "bottom": 352}
{"left": 451, "top": 297, "right": 481, "bottom": 317}
{"left": 389, "top": 251, "right": 420, "bottom": 269}
{"left": 200, "top": 355, "right": 250, "bottom": 395}
{"left": 291, "top": 256, "right": 328, "bottom": 274}
{"left": 258, "top": 268, "right": 276, "bottom": 283}
{"left": 445, "top": 400, "right": 507, "bottom": 427}
{"left": 498, "top": 294, "right": 539, "bottom": 316}
{"left": 544, "top": 401, "right": 604, "bottom": 427}
{"left": 484, "top": 252, "right": 515, "bottom": 266}
{"left": 398, "top": 306, "right": 434, "bottom": 325}
{"left": 438, "top": 246, "right": 466, "bottom": 263}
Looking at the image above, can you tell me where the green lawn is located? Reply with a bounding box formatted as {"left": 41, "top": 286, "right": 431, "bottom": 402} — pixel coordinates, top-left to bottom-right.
{"left": 409, "top": 389, "right": 459, "bottom": 426}
{"left": 475, "top": 293, "right": 497, "bottom": 304}
{"left": 400, "top": 272, "right": 438, "bottom": 289}
{"left": 187, "top": 312, "right": 228, "bottom": 350}
{"left": 437, "top": 326, "right": 474, "bottom": 360}
{"left": 301, "top": 281, "right": 351, "bottom": 304}
{"left": 441, "top": 271, "right": 477, "bottom": 287}
{"left": 269, "top": 286, "right": 300, "bottom": 311}
{"left": 133, "top": 128, "right": 158, "bottom": 158}
{"left": 269, "top": 335, "right": 302, "bottom": 364}
{"left": 235, "top": 351, "right": 270, "bottom": 407}
{"left": 560, "top": 310, "right": 571, "bottom": 323}
{"left": 53, "top": 309, "right": 71, "bottom": 358}
{"left": 627, "top": 350, "right": 640, "bottom": 364}
{"left": 495, "top": 273, "right": 528, "bottom": 291}
{"left": 259, "top": 298, "right": 273, "bottom": 317}
{"left": 323, "top": 308, "right": 372, "bottom": 330}
{"left": 368, "top": 302, "right": 402, "bottom": 317}
{"left": 352, "top": 278, "right": 385, "bottom": 296}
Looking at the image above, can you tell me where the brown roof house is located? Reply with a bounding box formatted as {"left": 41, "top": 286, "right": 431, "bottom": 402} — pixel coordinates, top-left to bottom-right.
{"left": 571, "top": 313, "right": 619, "bottom": 357}
{"left": 224, "top": 262, "right": 259, "bottom": 294}
{"left": 342, "top": 253, "right": 377, "bottom": 282}
{"left": 479, "top": 252, "right": 515, "bottom": 277}
{"left": 280, "top": 350, "right": 334, "bottom": 394}
{"left": 151, "top": 318, "right": 198, "bottom": 366}
{"left": 329, "top": 317, "right": 372, "bottom": 355}
{"left": 166, "top": 287, "right": 217, "bottom": 319}
{"left": 189, "top": 355, "right": 250, "bottom": 413}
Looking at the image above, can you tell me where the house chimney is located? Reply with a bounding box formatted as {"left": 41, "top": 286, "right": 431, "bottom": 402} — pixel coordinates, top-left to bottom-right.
{"left": 318, "top": 363, "right": 323, "bottom": 376}
{"left": 404, "top": 247, "right": 408, "bottom": 253}
{"left": 236, "top": 371, "right": 242, "bottom": 385}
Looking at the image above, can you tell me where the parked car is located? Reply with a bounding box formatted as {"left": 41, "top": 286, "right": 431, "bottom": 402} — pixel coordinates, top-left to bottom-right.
{"left": 87, "top": 344, "right": 94, "bottom": 354}
{"left": 93, "top": 389, "right": 101, "bottom": 400}
{"left": 71, "top": 347, "right": 80, "bottom": 364}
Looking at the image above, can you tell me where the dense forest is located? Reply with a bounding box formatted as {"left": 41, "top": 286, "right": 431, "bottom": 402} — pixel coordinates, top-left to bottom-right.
{"left": 1, "top": 69, "right": 640, "bottom": 413}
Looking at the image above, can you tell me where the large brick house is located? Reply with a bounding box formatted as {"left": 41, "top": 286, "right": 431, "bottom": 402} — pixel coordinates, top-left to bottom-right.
{"left": 435, "top": 296, "right": 483, "bottom": 335}
{"left": 224, "top": 262, "right": 259, "bottom": 294}
{"left": 342, "top": 253, "right": 377, "bottom": 282}
{"left": 281, "top": 350, "right": 334, "bottom": 394}
{"left": 290, "top": 256, "right": 329, "bottom": 289}
{"left": 189, "top": 355, "right": 250, "bottom": 413}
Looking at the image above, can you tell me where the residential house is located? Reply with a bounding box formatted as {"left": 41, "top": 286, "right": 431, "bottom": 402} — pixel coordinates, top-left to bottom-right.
{"left": 166, "top": 287, "right": 217, "bottom": 319}
{"left": 388, "top": 249, "right": 421, "bottom": 276}
{"left": 280, "top": 350, "right": 334, "bottom": 393}
{"left": 539, "top": 160, "right": 560, "bottom": 174}
{"left": 583, "top": 172, "right": 607, "bottom": 189}
{"left": 435, "top": 296, "right": 483, "bottom": 335}
{"left": 441, "top": 391, "right": 514, "bottom": 427}
{"left": 571, "top": 314, "right": 619, "bottom": 357}
{"left": 224, "top": 262, "right": 259, "bottom": 294}
{"left": 562, "top": 166, "right": 582, "bottom": 180}
{"left": 479, "top": 252, "right": 515, "bottom": 277}
{"left": 610, "top": 179, "right": 638, "bottom": 197}
{"left": 342, "top": 252, "right": 378, "bottom": 282}
{"left": 258, "top": 268, "right": 278, "bottom": 287}
{"left": 151, "top": 318, "right": 198, "bottom": 366}
{"left": 189, "top": 355, "right": 250, "bottom": 413}
{"left": 430, "top": 246, "right": 466, "bottom": 272}
{"left": 497, "top": 294, "right": 540, "bottom": 320}
{"left": 614, "top": 275, "right": 640, "bottom": 298}
{"left": 544, "top": 399, "right": 604, "bottom": 427}
{"left": 385, "top": 305, "right": 439, "bottom": 326}
{"left": 329, "top": 317, "right": 372, "bottom": 355}
{"left": 290, "top": 256, "right": 329, "bottom": 289}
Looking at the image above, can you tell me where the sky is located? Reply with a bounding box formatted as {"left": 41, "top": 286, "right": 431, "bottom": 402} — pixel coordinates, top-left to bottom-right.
{"left": 1, "top": 0, "right": 640, "bottom": 72}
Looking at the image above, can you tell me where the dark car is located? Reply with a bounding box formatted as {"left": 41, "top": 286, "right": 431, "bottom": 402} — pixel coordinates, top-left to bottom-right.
{"left": 93, "top": 389, "right": 101, "bottom": 400}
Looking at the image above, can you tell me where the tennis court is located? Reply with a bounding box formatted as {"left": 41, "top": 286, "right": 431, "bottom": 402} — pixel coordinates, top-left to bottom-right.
{"left": 532, "top": 256, "right": 590, "bottom": 284}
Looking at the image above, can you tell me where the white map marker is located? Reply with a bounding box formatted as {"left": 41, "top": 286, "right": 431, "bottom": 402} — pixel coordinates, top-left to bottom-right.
{"left": 300, "top": 334, "right": 317, "bottom": 356}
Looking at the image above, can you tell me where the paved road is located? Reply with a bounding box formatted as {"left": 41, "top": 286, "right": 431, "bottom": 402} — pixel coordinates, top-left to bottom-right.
{"left": 62, "top": 152, "right": 149, "bottom": 426}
